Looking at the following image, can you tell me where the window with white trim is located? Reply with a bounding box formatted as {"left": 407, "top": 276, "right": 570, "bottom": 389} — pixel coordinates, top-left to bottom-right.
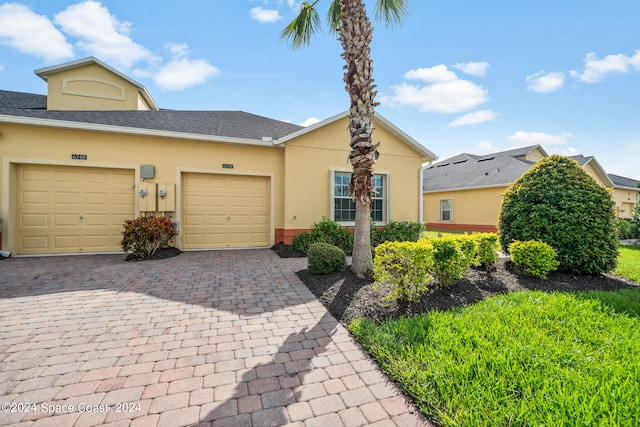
{"left": 332, "top": 172, "right": 387, "bottom": 224}
{"left": 440, "top": 199, "right": 453, "bottom": 222}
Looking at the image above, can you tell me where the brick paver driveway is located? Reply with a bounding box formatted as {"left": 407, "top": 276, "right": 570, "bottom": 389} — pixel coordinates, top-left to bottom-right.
{"left": 0, "top": 250, "right": 430, "bottom": 426}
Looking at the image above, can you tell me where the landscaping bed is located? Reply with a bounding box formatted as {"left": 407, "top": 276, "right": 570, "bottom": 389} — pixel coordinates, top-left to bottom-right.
{"left": 288, "top": 251, "right": 638, "bottom": 326}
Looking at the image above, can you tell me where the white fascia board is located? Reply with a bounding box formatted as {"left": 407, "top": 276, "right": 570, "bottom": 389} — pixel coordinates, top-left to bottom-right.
{"left": 0, "top": 115, "right": 274, "bottom": 147}
{"left": 423, "top": 183, "right": 509, "bottom": 193}
{"left": 275, "top": 111, "right": 437, "bottom": 161}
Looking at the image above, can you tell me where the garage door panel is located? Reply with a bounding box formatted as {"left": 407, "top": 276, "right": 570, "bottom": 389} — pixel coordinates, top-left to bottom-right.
{"left": 21, "top": 214, "right": 48, "bottom": 227}
{"left": 53, "top": 214, "right": 79, "bottom": 226}
{"left": 84, "top": 214, "right": 109, "bottom": 226}
{"left": 53, "top": 235, "right": 81, "bottom": 249}
{"left": 21, "top": 236, "right": 49, "bottom": 251}
{"left": 55, "top": 170, "right": 80, "bottom": 183}
{"left": 17, "top": 164, "right": 134, "bottom": 254}
{"left": 21, "top": 191, "right": 49, "bottom": 205}
{"left": 182, "top": 173, "right": 270, "bottom": 249}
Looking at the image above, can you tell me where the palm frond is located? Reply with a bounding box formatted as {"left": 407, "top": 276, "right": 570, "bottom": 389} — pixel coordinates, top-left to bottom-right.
{"left": 375, "top": 0, "right": 410, "bottom": 27}
{"left": 327, "top": 0, "right": 342, "bottom": 35}
{"left": 280, "top": 1, "right": 322, "bottom": 49}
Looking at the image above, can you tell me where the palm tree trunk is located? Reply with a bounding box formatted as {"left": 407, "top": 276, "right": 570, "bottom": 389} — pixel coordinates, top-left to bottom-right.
{"left": 339, "top": 0, "right": 379, "bottom": 278}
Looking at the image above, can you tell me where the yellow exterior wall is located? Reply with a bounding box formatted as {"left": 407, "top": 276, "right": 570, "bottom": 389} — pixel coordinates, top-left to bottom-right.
{"left": 423, "top": 186, "right": 506, "bottom": 231}
{"left": 283, "top": 116, "right": 427, "bottom": 233}
{"left": 0, "top": 123, "right": 285, "bottom": 252}
{"left": 521, "top": 147, "right": 546, "bottom": 162}
{"left": 612, "top": 188, "right": 639, "bottom": 219}
{"left": 46, "top": 63, "right": 143, "bottom": 111}
{"left": 582, "top": 163, "right": 609, "bottom": 187}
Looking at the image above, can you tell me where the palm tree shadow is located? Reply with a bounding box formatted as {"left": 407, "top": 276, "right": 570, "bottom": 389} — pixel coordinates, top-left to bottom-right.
{"left": 201, "top": 311, "right": 341, "bottom": 424}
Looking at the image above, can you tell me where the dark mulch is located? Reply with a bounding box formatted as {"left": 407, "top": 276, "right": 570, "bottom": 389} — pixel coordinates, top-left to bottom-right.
{"left": 125, "top": 247, "right": 182, "bottom": 261}
{"left": 271, "top": 242, "right": 306, "bottom": 258}
{"left": 292, "top": 254, "right": 639, "bottom": 326}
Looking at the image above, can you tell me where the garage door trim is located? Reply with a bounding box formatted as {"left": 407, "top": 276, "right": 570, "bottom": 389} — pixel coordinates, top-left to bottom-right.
{"left": 3, "top": 157, "right": 139, "bottom": 255}
{"left": 177, "top": 168, "right": 275, "bottom": 250}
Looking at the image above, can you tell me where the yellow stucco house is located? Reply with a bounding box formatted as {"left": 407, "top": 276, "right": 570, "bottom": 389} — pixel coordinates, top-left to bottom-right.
{"left": 0, "top": 57, "right": 436, "bottom": 256}
{"left": 423, "top": 145, "right": 639, "bottom": 232}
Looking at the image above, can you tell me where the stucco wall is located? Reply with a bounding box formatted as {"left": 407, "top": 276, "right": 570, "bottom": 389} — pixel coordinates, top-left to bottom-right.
{"left": 46, "top": 63, "right": 144, "bottom": 111}
{"left": 423, "top": 186, "right": 506, "bottom": 231}
{"left": 283, "top": 116, "right": 426, "bottom": 240}
{"left": 0, "top": 123, "right": 285, "bottom": 252}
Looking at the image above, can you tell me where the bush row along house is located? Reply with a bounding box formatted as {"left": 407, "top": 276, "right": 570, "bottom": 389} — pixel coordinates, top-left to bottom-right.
{"left": 0, "top": 57, "right": 436, "bottom": 255}
{"left": 423, "top": 145, "right": 640, "bottom": 232}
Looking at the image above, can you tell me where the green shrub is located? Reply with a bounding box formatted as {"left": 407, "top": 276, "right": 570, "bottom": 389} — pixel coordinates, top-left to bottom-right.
{"left": 428, "top": 237, "right": 468, "bottom": 286}
{"left": 121, "top": 216, "right": 175, "bottom": 259}
{"left": 307, "top": 242, "right": 346, "bottom": 275}
{"left": 499, "top": 155, "right": 618, "bottom": 274}
{"left": 509, "top": 240, "right": 560, "bottom": 279}
{"left": 291, "top": 231, "right": 321, "bottom": 253}
{"left": 474, "top": 233, "right": 500, "bottom": 270}
{"left": 616, "top": 219, "right": 633, "bottom": 240}
{"left": 371, "top": 221, "right": 425, "bottom": 247}
{"left": 373, "top": 241, "right": 434, "bottom": 302}
{"left": 455, "top": 234, "right": 479, "bottom": 270}
{"left": 292, "top": 217, "right": 353, "bottom": 254}
{"left": 631, "top": 202, "right": 640, "bottom": 239}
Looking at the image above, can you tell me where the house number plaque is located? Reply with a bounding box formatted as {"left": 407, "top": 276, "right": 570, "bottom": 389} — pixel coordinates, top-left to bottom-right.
{"left": 222, "top": 164, "right": 234, "bottom": 169}
{"left": 71, "top": 154, "right": 88, "bottom": 160}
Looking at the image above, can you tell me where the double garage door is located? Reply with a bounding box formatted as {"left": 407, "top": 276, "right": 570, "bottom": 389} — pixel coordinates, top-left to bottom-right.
{"left": 182, "top": 173, "right": 270, "bottom": 249}
{"left": 17, "top": 164, "right": 135, "bottom": 255}
{"left": 15, "top": 166, "right": 270, "bottom": 254}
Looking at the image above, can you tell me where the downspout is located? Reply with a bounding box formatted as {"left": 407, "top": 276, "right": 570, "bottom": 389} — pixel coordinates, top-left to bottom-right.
{"left": 419, "top": 161, "right": 431, "bottom": 223}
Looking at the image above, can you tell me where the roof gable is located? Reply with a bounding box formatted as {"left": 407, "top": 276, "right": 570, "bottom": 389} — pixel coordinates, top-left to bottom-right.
{"left": 276, "top": 111, "right": 436, "bottom": 161}
{"left": 34, "top": 57, "right": 158, "bottom": 111}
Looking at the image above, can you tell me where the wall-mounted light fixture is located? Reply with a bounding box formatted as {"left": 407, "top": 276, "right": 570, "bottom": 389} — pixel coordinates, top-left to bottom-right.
{"left": 158, "top": 189, "right": 167, "bottom": 199}
{"left": 139, "top": 189, "right": 147, "bottom": 197}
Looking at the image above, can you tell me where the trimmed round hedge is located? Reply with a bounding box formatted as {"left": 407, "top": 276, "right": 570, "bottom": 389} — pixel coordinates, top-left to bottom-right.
{"left": 499, "top": 155, "right": 618, "bottom": 274}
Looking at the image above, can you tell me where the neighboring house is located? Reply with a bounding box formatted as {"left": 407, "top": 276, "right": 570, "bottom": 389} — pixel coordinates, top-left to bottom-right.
{"left": 0, "top": 57, "right": 436, "bottom": 255}
{"left": 608, "top": 174, "right": 640, "bottom": 219}
{"left": 422, "top": 145, "right": 639, "bottom": 232}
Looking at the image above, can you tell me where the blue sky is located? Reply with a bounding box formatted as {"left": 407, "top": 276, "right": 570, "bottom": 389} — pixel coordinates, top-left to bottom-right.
{"left": 1, "top": 0, "right": 638, "bottom": 179}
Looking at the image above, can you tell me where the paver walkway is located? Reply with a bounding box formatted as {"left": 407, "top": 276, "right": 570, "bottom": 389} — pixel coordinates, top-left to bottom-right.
{"left": 0, "top": 249, "right": 431, "bottom": 426}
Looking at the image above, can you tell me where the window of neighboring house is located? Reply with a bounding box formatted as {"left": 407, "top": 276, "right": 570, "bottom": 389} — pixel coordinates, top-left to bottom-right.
{"left": 332, "top": 171, "right": 387, "bottom": 224}
{"left": 440, "top": 199, "right": 453, "bottom": 222}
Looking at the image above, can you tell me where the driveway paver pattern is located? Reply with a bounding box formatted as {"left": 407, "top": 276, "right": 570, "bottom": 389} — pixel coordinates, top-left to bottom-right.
{"left": 0, "top": 250, "right": 431, "bottom": 426}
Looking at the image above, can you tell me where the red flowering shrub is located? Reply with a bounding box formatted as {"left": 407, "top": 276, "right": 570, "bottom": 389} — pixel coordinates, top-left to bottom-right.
{"left": 121, "top": 216, "right": 176, "bottom": 259}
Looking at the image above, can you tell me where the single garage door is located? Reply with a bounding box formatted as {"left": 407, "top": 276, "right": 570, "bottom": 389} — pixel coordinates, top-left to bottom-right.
{"left": 17, "top": 164, "right": 135, "bottom": 255}
{"left": 182, "top": 173, "right": 270, "bottom": 249}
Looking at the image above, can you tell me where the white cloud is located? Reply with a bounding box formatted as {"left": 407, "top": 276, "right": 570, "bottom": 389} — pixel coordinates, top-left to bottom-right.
{"left": 250, "top": 7, "right": 281, "bottom": 23}
{"left": 299, "top": 117, "right": 320, "bottom": 127}
{"left": 454, "top": 61, "right": 489, "bottom": 77}
{"left": 507, "top": 131, "right": 575, "bottom": 146}
{"left": 0, "top": 3, "right": 73, "bottom": 62}
{"left": 404, "top": 65, "right": 458, "bottom": 83}
{"left": 382, "top": 65, "right": 489, "bottom": 114}
{"left": 166, "top": 42, "right": 189, "bottom": 58}
{"left": 570, "top": 50, "right": 640, "bottom": 83}
{"left": 448, "top": 110, "right": 498, "bottom": 127}
{"left": 154, "top": 58, "right": 221, "bottom": 91}
{"left": 628, "top": 140, "right": 640, "bottom": 152}
{"left": 0, "top": 64, "right": 4, "bottom": 71}
{"left": 54, "top": 0, "right": 156, "bottom": 69}
{"left": 526, "top": 71, "right": 565, "bottom": 93}
{"left": 476, "top": 140, "right": 498, "bottom": 153}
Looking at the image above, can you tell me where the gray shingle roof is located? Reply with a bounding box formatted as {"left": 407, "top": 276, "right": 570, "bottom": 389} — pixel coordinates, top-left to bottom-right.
{"left": 608, "top": 173, "right": 640, "bottom": 189}
{"left": 422, "top": 145, "right": 542, "bottom": 192}
{"left": 0, "top": 90, "right": 47, "bottom": 109}
{"left": 0, "top": 88, "right": 303, "bottom": 140}
{"left": 423, "top": 154, "right": 534, "bottom": 192}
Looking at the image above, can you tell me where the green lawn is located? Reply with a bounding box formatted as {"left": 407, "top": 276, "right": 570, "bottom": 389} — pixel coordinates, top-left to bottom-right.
{"left": 350, "top": 244, "right": 640, "bottom": 426}
{"left": 616, "top": 244, "right": 640, "bottom": 283}
{"left": 350, "top": 290, "right": 640, "bottom": 426}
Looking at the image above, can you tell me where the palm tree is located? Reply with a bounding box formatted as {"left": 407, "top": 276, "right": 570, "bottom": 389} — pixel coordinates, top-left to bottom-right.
{"left": 281, "top": 0, "right": 409, "bottom": 278}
